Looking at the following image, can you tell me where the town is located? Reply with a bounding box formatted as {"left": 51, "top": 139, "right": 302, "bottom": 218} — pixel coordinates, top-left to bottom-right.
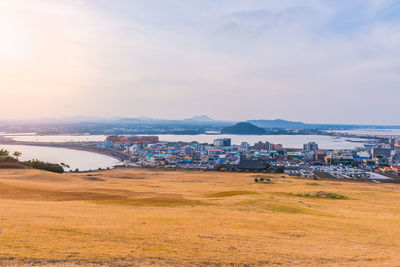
{"left": 90, "top": 135, "right": 400, "bottom": 181}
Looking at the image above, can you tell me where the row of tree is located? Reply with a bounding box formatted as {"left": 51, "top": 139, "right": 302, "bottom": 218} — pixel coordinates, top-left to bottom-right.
{"left": 27, "top": 159, "right": 64, "bottom": 173}
{"left": 0, "top": 149, "right": 21, "bottom": 162}
{"left": 0, "top": 149, "right": 64, "bottom": 173}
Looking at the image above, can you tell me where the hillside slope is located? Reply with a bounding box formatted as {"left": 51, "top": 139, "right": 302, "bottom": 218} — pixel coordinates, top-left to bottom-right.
{"left": 0, "top": 169, "right": 400, "bottom": 266}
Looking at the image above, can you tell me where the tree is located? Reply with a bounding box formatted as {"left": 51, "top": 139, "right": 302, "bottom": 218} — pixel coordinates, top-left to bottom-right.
{"left": 0, "top": 149, "right": 16, "bottom": 162}
{"left": 60, "top": 162, "right": 70, "bottom": 169}
{"left": 13, "top": 151, "right": 22, "bottom": 161}
{"left": 0, "top": 149, "right": 10, "bottom": 159}
{"left": 27, "top": 159, "right": 64, "bottom": 174}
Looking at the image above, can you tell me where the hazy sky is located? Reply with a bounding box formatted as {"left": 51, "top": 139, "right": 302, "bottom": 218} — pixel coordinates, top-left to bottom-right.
{"left": 1, "top": 0, "right": 399, "bottom": 124}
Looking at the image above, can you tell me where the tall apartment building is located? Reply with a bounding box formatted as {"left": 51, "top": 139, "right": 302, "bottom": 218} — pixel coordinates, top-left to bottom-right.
{"left": 303, "top": 142, "right": 318, "bottom": 151}
{"left": 213, "top": 138, "right": 231, "bottom": 147}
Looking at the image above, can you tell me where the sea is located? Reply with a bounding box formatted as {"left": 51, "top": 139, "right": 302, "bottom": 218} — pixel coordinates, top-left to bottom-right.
{"left": 0, "top": 144, "right": 121, "bottom": 172}
{"left": 327, "top": 129, "right": 400, "bottom": 137}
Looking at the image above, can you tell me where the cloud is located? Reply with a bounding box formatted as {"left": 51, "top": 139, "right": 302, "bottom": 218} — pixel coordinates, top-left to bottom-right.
{"left": 0, "top": 0, "right": 399, "bottom": 124}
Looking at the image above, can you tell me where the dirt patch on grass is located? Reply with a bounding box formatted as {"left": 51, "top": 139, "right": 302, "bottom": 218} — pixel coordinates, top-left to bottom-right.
{"left": 238, "top": 199, "right": 311, "bottom": 214}
{"left": 305, "top": 182, "right": 322, "bottom": 186}
{"left": 253, "top": 175, "right": 276, "bottom": 179}
{"left": 0, "top": 183, "right": 122, "bottom": 201}
{"left": 83, "top": 177, "right": 105, "bottom": 182}
{"left": 91, "top": 197, "right": 208, "bottom": 207}
{"left": 296, "top": 191, "right": 347, "bottom": 199}
{"left": 0, "top": 259, "right": 104, "bottom": 267}
{"left": 206, "top": 190, "right": 259, "bottom": 198}
{"left": 170, "top": 180, "right": 205, "bottom": 183}
{"left": 113, "top": 176, "right": 146, "bottom": 180}
{"left": 0, "top": 182, "right": 186, "bottom": 202}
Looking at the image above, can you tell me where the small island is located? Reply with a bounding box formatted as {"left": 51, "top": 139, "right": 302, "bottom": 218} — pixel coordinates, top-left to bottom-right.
{"left": 221, "top": 122, "right": 266, "bottom": 135}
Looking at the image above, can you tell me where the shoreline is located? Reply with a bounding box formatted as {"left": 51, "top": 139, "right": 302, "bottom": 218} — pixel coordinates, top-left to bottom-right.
{"left": 0, "top": 137, "right": 130, "bottom": 163}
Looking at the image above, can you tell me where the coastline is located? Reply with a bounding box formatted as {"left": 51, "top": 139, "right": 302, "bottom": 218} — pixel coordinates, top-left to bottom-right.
{"left": 0, "top": 136, "right": 130, "bottom": 163}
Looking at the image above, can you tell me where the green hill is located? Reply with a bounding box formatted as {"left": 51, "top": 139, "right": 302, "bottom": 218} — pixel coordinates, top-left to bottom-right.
{"left": 221, "top": 122, "right": 266, "bottom": 135}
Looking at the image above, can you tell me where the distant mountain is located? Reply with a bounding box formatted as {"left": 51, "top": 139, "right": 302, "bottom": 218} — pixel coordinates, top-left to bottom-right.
{"left": 247, "top": 119, "right": 400, "bottom": 130}
{"left": 136, "top": 116, "right": 155, "bottom": 121}
{"left": 183, "top": 115, "right": 216, "bottom": 123}
{"left": 247, "top": 119, "right": 306, "bottom": 129}
{"left": 116, "top": 117, "right": 153, "bottom": 124}
{"left": 221, "top": 122, "right": 266, "bottom": 135}
{"left": 113, "top": 115, "right": 233, "bottom": 126}
{"left": 8, "top": 116, "right": 400, "bottom": 130}
{"left": 181, "top": 115, "right": 233, "bottom": 125}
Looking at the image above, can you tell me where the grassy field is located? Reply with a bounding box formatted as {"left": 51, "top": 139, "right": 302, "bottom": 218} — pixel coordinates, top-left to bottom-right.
{"left": 0, "top": 168, "right": 400, "bottom": 266}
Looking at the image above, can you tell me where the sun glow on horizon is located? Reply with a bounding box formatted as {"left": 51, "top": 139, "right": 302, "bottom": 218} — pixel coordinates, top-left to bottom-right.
{"left": 0, "top": 18, "right": 32, "bottom": 62}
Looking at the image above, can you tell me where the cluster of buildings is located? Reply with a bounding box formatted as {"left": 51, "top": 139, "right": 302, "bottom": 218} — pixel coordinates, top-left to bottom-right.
{"left": 98, "top": 136, "right": 286, "bottom": 171}
{"left": 97, "top": 135, "right": 400, "bottom": 179}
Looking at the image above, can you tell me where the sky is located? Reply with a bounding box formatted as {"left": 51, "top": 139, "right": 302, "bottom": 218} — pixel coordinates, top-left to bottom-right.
{"left": 0, "top": 0, "right": 400, "bottom": 124}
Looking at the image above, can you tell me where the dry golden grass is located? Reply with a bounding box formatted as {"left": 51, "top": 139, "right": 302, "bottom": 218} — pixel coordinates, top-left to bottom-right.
{"left": 0, "top": 168, "right": 400, "bottom": 266}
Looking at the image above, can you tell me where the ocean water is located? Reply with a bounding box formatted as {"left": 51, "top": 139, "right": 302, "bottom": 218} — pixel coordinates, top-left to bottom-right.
{"left": 0, "top": 144, "right": 121, "bottom": 171}
{"left": 328, "top": 129, "right": 400, "bottom": 137}
{"left": 7, "top": 134, "right": 108, "bottom": 143}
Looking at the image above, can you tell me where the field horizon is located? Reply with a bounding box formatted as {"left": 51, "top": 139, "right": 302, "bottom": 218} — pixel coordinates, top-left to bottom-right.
{"left": 0, "top": 168, "right": 400, "bottom": 266}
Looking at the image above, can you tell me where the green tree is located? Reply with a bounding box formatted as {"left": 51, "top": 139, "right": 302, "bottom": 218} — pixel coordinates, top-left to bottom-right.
{"left": 60, "top": 162, "right": 70, "bottom": 169}
{"left": 13, "top": 151, "right": 22, "bottom": 161}
{"left": 0, "top": 149, "right": 10, "bottom": 159}
{"left": 27, "top": 159, "right": 64, "bottom": 174}
{"left": 0, "top": 149, "right": 16, "bottom": 162}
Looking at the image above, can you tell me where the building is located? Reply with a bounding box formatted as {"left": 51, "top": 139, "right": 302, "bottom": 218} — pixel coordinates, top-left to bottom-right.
{"left": 106, "top": 135, "right": 159, "bottom": 144}
{"left": 181, "top": 145, "right": 193, "bottom": 157}
{"left": 286, "top": 152, "right": 304, "bottom": 161}
{"left": 355, "top": 151, "right": 371, "bottom": 160}
{"left": 239, "top": 142, "right": 250, "bottom": 152}
{"left": 372, "top": 147, "right": 392, "bottom": 158}
{"left": 237, "top": 159, "right": 268, "bottom": 171}
{"left": 325, "top": 155, "right": 354, "bottom": 165}
{"left": 271, "top": 144, "right": 283, "bottom": 150}
{"left": 303, "top": 142, "right": 318, "bottom": 151}
{"left": 304, "top": 151, "right": 314, "bottom": 162}
{"left": 389, "top": 137, "right": 399, "bottom": 149}
{"left": 208, "top": 148, "right": 223, "bottom": 157}
{"left": 105, "top": 139, "right": 114, "bottom": 148}
{"left": 213, "top": 138, "right": 231, "bottom": 147}
{"left": 313, "top": 150, "right": 327, "bottom": 162}
{"left": 363, "top": 144, "right": 376, "bottom": 154}
{"left": 372, "top": 147, "right": 393, "bottom": 166}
